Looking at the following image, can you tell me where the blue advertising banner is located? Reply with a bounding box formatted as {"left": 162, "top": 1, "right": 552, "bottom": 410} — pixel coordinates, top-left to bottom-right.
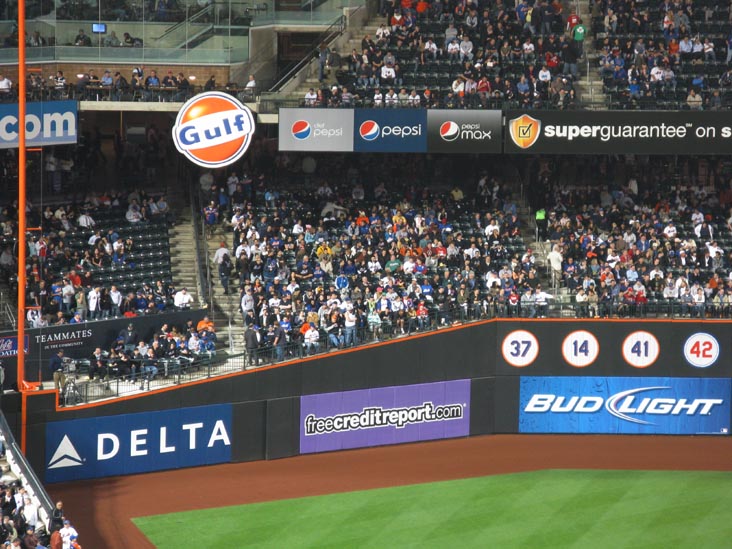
{"left": 300, "top": 379, "right": 471, "bottom": 454}
{"left": 0, "top": 336, "right": 28, "bottom": 357}
{"left": 0, "top": 101, "right": 78, "bottom": 149}
{"left": 519, "top": 376, "right": 731, "bottom": 435}
{"left": 45, "top": 404, "right": 232, "bottom": 482}
{"left": 353, "top": 109, "right": 427, "bottom": 153}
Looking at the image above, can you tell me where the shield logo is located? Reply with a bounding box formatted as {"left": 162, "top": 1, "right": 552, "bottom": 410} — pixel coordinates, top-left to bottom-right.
{"left": 509, "top": 114, "right": 541, "bottom": 149}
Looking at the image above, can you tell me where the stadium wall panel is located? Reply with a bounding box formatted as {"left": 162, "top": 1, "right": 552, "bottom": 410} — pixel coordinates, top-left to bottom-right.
{"left": 14, "top": 320, "right": 731, "bottom": 481}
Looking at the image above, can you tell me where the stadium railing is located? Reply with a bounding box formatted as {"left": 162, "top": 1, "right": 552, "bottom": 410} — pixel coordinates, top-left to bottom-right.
{"left": 0, "top": 410, "right": 56, "bottom": 536}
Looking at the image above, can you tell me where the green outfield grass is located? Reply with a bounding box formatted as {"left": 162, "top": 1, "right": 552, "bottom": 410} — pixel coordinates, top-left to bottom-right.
{"left": 134, "top": 470, "right": 732, "bottom": 548}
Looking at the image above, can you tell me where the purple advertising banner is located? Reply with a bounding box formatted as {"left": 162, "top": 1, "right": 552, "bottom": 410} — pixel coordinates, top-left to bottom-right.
{"left": 300, "top": 379, "right": 471, "bottom": 454}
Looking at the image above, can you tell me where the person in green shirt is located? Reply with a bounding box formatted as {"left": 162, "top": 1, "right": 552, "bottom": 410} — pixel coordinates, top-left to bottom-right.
{"left": 535, "top": 208, "right": 547, "bottom": 240}
{"left": 385, "top": 253, "right": 402, "bottom": 273}
{"left": 572, "top": 19, "right": 586, "bottom": 57}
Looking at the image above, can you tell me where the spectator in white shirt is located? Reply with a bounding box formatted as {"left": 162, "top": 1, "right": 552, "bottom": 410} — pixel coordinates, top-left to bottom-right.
{"left": 304, "top": 88, "right": 317, "bottom": 106}
{"left": 373, "top": 89, "right": 383, "bottom": 107}
{"left": 174, "top": 288, "right": 194, "bottom": 308}
{"left": 407, "top": 89, "right": 421, "bottom": 107}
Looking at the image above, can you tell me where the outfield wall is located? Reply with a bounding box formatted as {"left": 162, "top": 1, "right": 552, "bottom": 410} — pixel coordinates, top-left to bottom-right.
{"left": 9, "top": 320, "right": 730, "bottom": 483}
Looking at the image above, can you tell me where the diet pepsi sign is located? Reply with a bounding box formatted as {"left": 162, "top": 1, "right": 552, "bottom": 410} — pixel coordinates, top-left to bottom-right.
{"left": 173, "top": 91, "right": 255, "bottom": 168}
{"left": 44, "top": 404, "right": 232, "bottom": 482}
{"left": 354, "top": 109, "right": 427, "bottom": 152}
{"left": 279, "top": 109, "right": 353, "bottom": 151}
{"left": 427, "top": 110, "right": 502, "bottom": 153}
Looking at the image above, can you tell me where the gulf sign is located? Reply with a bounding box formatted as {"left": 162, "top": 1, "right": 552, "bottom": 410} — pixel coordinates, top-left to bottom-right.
{"left": 173, "top": 91, "right": 255, "bottom": 168}
{"left": 278, "top": 108, "right": 354, "bottom": 151}
{"left": 427, "top": 110, "right": 502, "bottom": 153}
{"left": 0, "top": 101, "right": 77, "bottom": 149}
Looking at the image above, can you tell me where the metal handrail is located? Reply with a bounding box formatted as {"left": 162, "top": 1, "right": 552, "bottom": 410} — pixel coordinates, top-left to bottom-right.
{"left": 0, "top": 411, "right": 55, "bottom": 533}
{"left": 186, "top": 167, "right": 211, "bottom": 311}
{"left": 268, "top": 14, "right": 346, "bottom": 92}
{"left": 154, "top": 4, "right": 214, "bottom": 41}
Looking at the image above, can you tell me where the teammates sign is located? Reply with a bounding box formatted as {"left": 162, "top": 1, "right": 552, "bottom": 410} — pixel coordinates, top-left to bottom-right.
{"left": 45, "top": 404, "right": 232, "bottom": 482}
{"left": 505, "top": 110, "right": 732, "bottom": 155}
{"left": 0, "top": 101, "right": 77, "bottom": 148}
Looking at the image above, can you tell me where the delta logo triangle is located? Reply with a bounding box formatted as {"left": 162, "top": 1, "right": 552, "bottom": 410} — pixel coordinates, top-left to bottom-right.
{"left": 47, "top": 435, "right": 84, "bottom": 470}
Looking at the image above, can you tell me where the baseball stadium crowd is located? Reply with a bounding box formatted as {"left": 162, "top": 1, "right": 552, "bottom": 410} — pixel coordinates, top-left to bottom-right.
{"left": 48, "top": 317, "right": 218, "bottom": 396}
{"left": 0, "top": 485, "right": 80, "bottom": 548}
{"left": 0, "top": 186, "right": 187, "bottom": 329}
{"left": 197, "top": 150, "right": 732, "bottom": 360}
{"left": 310, "top": 0, "right": 585, "bottom": 109}
{"left": 526, "top": 155, "right": 732, "bottom": 317}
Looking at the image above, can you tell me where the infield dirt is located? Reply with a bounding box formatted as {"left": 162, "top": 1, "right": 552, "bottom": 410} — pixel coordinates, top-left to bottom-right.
{"left": 50, "top": 434, "right": 732, "bottom": 548}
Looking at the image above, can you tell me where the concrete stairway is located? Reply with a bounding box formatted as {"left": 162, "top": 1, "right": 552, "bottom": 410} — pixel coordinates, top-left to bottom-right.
{"left": 290, "top": 21, "right": 384, "bottom": 97}
{"left": 204, "top": 228, "right": 245, "bottom": 353}
{"left": 573, "top": 0, "right": 608, "bottom": 108}
{"left": 167, "top": 187, "right": 206, "bottom": 312}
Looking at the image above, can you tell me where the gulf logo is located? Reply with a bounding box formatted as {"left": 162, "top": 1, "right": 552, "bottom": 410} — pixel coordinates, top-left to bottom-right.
{"left": 439, "top": 121, "right": 460, "bottom": 142}
{"left": 172, "top": 91, "right": 256, "bottom": 168}
{"left": 291, "top": 120, "right": 311, "bottom": 140}
{"left": 359, "top": 120, "right": 380, "bottom": 141}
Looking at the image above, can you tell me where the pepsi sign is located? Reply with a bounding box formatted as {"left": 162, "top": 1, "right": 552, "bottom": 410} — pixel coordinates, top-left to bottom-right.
{"left": 279, "top": 109, "right": 353, "bottom": 151}
{"left": 173, "top": 91, "right": 255, "bottom": 168}
{"left": 353, "top": 109, "right": 427, "bottom": 153}
{"left": 427, "top": 110, "right": 502, "bottom": 153}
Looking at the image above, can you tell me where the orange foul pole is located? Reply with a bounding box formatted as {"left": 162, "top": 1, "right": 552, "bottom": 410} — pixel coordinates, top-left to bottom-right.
{"left": 17, "top": 0, "right": 28, "bottom": 401}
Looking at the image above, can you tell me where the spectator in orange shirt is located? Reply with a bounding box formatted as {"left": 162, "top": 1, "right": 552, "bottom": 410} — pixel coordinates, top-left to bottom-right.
{"left": 196, "top": 315, "right": 215, "bottom": 334}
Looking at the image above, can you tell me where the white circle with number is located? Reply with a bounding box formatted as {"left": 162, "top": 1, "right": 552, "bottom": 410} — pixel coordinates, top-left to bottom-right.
{"left": 501, "top": 330, "right": 539, "bottom": 368}
{"left": 683, "top": 333, "right": 720, "bottom": 368}
{"left": 561, "top": 330, "right": 600, "bottom": 368}
{"left": 622, "top": 331, "right": 661, "bottom": 369}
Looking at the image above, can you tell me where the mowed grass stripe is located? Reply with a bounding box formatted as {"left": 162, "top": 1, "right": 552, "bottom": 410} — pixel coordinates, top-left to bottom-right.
{"left": 133, "top": 470, "right": 732, "bottom": 548}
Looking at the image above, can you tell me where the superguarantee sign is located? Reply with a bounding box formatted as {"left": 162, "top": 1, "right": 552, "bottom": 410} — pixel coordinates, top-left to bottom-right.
{"left": 519, "top": 376, "right": 731, "bottom": 435}
{"left": 505, "top": 110, "right": 732, "bottom": 154}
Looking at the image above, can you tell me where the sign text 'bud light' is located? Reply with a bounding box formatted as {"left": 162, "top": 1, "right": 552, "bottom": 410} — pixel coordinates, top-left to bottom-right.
{"left": 300, "top": 379, "right": 470, "bottom": 454}
{"left": 0, "top": 101, "right": 77, "bottom": 149}
{"left": 518, "top": 376, "right": 730, "bottom": 435}
{"left": 45, "top": 404, "right": 232, "bottom": 482}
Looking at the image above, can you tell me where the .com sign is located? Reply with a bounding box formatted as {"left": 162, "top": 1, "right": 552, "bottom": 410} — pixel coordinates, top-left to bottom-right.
{"left": 0, "top": 101, "right": 77, "bottom": 149}
{"left": 353, "top": 109, "right": 427, "bottom": 153}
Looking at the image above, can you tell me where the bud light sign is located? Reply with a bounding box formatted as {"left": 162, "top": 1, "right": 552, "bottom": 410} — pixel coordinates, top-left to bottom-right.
{"left": 45, "top": 404, "right": 232, "bottom": 482}
{"left": 519, "top": 376, "right": 731, "bottom": 435}
{"left": 0, "top": 336, "right": 28, "bottom": 357}
{"left": 353, "top": 109, "right": 427, "bottom": 153}
{"left": 300, "top": 379, "right": 470, "bottom": 454}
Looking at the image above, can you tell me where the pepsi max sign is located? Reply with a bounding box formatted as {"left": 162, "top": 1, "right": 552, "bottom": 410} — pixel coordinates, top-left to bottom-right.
{"left": 427, "top": 110, "right": 502, "bottom": 153}
{"left": 354, "top": 109, "right": 427, "bottom": 153}
{"left": 279, "top": 109, "right": 353, "bottom": 151}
